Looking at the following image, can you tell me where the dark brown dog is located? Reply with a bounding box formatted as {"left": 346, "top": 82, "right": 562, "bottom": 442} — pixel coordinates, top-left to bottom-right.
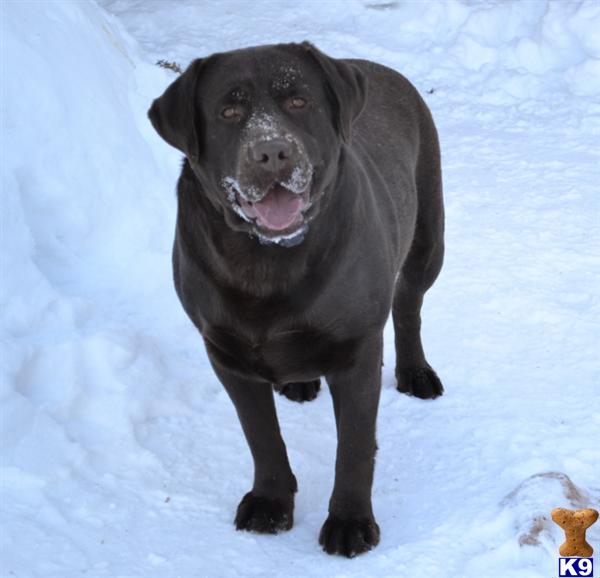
{"left": 149, "top": 42, "right": 444, "bottom": 557}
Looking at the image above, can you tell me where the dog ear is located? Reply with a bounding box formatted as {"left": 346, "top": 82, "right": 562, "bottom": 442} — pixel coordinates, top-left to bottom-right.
{"left": 148, "top": 58, "right": 206, "bottom": 160}
{"left": 302, "top": 42, "right": 367, "bottom": 143}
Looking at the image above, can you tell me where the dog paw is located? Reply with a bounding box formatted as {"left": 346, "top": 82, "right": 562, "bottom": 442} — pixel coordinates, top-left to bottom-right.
{"left": 318, "top": 515, "right": 380, "bottom": 557}
{"left": 234, "top": 492, "right": 293, "bottom": 534}
{"left": 276, "top": 379, "right": 321, "bottom": 402}
{"left": 396, "top": 366, "right": 444, "bottom": 399}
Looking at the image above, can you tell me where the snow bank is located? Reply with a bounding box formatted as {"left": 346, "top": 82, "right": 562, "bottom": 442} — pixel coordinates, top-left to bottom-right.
{"left": 102, "top": 0, "right": 600, "bottom": 103}
{"left": 1, "top": 4, "right": 203, "bottom": 572}
{"left": 2, "top": 0, "right": 158, "bottom": 461}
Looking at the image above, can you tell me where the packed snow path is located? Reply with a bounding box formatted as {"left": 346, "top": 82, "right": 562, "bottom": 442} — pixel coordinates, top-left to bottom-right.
{"left": 1, "top": 1, "right": 599, "bottom": 577}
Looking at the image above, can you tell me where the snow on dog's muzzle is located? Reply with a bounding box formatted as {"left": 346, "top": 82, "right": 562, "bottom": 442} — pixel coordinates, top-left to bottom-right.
{"left": 223, "top": 113, "right": 315, "bottom": 245}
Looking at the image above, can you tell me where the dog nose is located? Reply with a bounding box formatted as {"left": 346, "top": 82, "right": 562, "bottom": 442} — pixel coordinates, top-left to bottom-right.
{"left": 250, "top": 139, "right": 293, "bottom": 173}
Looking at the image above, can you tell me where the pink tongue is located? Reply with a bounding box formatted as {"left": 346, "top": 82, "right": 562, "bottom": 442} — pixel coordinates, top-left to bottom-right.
{"left": 253, "top": 186, "right": 302, "bottom": 231}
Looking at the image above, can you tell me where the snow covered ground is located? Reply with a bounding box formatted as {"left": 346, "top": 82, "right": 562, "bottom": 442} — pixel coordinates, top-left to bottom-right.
{"left": 1, "top": 1, "right": 599, "bottom": 577}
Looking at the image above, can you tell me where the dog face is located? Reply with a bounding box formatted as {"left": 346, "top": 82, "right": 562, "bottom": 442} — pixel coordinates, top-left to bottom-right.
{"left": 149, "top": 43, "right": 366, "bottom": 246}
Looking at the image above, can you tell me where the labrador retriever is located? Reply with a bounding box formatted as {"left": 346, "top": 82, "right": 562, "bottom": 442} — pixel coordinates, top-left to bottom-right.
{"left": 149, "top": 42, "right": 444, "bottom": 557}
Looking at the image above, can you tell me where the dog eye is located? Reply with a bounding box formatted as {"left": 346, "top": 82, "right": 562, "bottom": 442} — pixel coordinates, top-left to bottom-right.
{"left": 221, "top": 105, "right": 243, "bottom": 120}
{"left": 288, "top": 97, "right": 307, "bottom": 110}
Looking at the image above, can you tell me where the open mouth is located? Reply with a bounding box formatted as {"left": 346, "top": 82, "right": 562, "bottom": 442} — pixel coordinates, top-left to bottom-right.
{"left": 230, "top": 181, "right": 312, "bottom": 235}
{"left": 238, "top": 183, "right": 310, "bottom": 232}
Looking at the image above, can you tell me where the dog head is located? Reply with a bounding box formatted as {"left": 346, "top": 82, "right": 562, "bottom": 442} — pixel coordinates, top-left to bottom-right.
{"left": 149, "top": 42, "right": 366, "bottom": 247}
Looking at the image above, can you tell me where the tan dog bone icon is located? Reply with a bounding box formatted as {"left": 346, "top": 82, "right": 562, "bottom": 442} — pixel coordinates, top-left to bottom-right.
{"left": 551, "top": 507, "right": 599, "bottom": 557}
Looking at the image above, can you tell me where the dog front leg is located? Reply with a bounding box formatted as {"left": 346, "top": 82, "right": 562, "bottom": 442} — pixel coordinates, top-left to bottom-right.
{"left": 212, "top": 362, "right": 297, "bottom": 534}
{"left": 320, "top": 334, "right": 383, "bottom": 557}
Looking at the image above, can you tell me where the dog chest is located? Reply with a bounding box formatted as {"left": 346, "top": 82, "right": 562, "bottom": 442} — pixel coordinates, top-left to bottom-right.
{"left": 202, "top": 323, "right": 359, "bottom": 384}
